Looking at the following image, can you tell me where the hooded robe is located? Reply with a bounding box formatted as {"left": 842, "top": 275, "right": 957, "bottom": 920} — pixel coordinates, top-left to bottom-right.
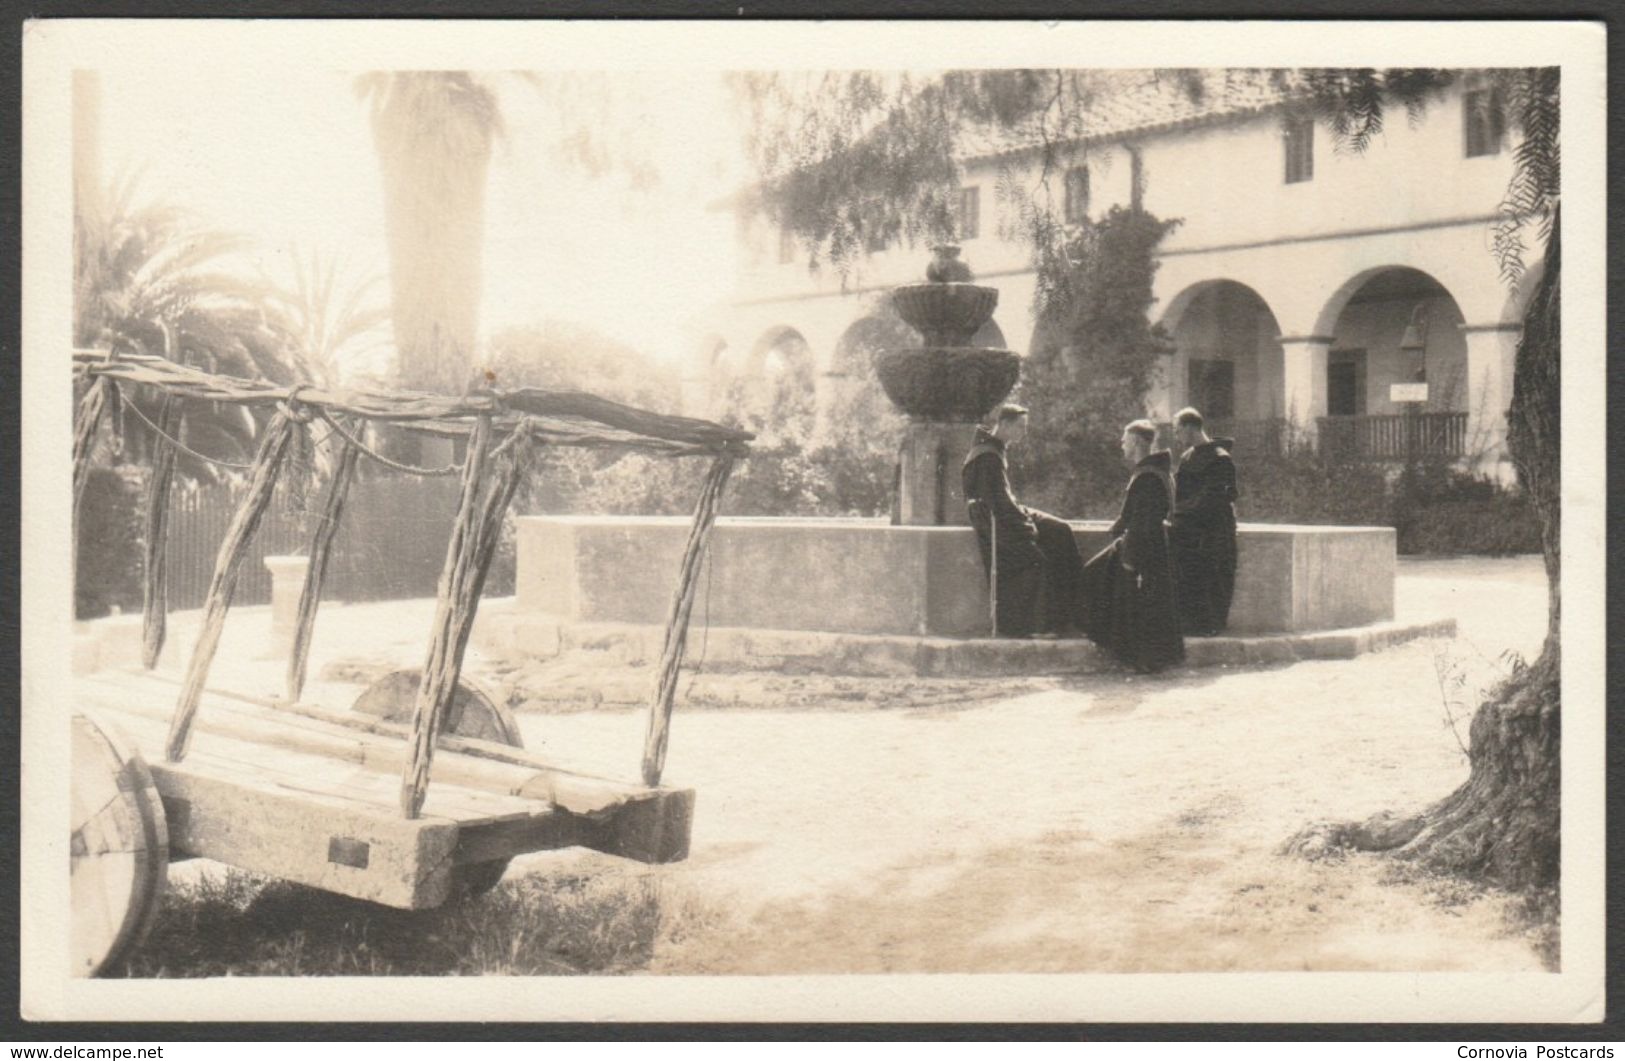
{"left": 1170, "top": 437, "right": 1239, "bottom": 636}
{"left": 1081, "top": 451, "right": 1186, "bottom": 672}
{"left": 962, "top": 428, "right": 1086, "bottom": 637}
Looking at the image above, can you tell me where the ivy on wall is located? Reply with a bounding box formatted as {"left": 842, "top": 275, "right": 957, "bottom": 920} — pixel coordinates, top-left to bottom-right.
{"left": 1013, "top": 204, "right": 1182, "bottom": 517}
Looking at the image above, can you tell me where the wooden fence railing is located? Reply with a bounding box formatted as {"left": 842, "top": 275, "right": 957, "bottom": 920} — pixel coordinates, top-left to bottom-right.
{"left": 1317, "top": 412, "right": 1469, "bottom": 461}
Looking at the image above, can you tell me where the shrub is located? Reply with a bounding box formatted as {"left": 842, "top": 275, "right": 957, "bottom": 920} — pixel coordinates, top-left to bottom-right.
{"left": 1233, "top": 448, "right": 1540, "bottom": 556}
{"left": 75, "top": 464, "right": 147, "bottom": 620}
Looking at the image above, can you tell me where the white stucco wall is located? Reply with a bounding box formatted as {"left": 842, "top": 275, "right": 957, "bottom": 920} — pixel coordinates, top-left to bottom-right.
{"left": 698, "top": 81, "right": 1528, "bottom": 451}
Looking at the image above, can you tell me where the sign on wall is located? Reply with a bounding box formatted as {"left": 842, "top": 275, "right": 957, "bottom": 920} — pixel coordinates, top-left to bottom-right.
{"left": 1389, "top": 382, "right": 1429, "bottom": 403}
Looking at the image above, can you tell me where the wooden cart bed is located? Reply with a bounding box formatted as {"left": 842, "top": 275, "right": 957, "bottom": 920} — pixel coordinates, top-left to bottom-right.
{"left": 76, "top": 671, "right": 695, "bottom": 910}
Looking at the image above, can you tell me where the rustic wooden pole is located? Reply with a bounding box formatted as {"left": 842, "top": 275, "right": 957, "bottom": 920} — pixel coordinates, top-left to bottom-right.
{"left": 140, "top": 396, "right": 183, "bottom": 669}
{"left": 71, "top": 378, "right": 116, "bottom": 540}
{"left": 283, "top": 432, "right": 360, "bottom": 702}
{"left": 165, "top": 409, "right": 299, "bottom": 761}
{"left": 396, "top": 414, "right": 516, "bottom": 818}
{"left": 641, "top": 455, "right": 735, "bottom": 788}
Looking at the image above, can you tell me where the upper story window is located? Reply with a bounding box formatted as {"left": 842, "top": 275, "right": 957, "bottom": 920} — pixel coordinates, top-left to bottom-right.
{"left": 1063, "top": 166, "right": 1090, "bottom": 224}
{"left": 1283, "top": 117, "right": 1314, "bottom": 184}
{"left": 1464, "top": 87, "right": 1507, "bottom": 157}
{"left": 778, "top": 226, "right": 796, "bottom": 265}
{"left": 955, "top": 186, "right": 981, "bottom": 241}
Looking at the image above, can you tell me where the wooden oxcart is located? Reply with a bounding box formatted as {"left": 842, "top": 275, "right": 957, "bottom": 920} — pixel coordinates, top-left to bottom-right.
{"left": 69, "top": 350, "right": 750, "bottom": 977}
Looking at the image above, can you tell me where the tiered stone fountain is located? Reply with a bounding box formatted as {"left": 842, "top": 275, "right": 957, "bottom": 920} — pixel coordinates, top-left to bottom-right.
{"left": 491, "top": 245, "right": 1435, "bottom": 676}
{"left": 875, "top": 246, "right": 1020, "bottom": 526}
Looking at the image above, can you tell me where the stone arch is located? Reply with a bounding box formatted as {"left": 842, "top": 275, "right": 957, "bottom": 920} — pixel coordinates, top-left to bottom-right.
{"left": 970, "top": 318, "right": 1006, "bottom": 349}
{"left": 1157, "top": 279, "right": 1286, "bottom": 426}
{"left": 737, "top": 325, "right": 817, "bottom": 439}
{"left": 1158, "top": 277, "right": 1282, "bottom": 339}
{"left": 747, "top": 325, "right": 814, "bottom": 378}
{"left": 1319, "top": 265, "right": 1469, "bottom": 420}
{"left": 832, "top": 314, "right": 914, "bottom": 378}
{"left": 1314, "top": 264, "right": 1462, "bottom": 340}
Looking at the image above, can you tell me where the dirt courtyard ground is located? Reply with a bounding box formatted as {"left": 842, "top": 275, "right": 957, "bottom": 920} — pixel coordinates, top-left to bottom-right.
{"left": 132, "top": 555, "right": 1552, "bottom": 974}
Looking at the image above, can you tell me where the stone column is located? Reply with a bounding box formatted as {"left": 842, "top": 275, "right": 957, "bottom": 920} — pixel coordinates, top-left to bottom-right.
{"left": 1278, "top": 335, "right": 1333, "bottom": 448}
{"left": 1460, "top": 322, "right": 1521, "bottom": 481}
{"left": 263, "top": 554, "right": 311, "bottom": 661}
{"left": 896, "top": 420, "right": 975, "bottom": 526}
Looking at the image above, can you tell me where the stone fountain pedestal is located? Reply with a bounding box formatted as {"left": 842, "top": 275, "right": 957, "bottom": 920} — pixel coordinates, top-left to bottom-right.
{"left": 896, "top": 421, "right": 976, "bottom": 526}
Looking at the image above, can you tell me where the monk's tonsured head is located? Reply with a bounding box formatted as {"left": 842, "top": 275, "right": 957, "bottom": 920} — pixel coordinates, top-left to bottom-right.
{"left": 1121, "top": 419, "right": 1157, "bottom": 465}
{"left": 1173, "top": 407, "right": 1209, "bottom": 450}
{"left": 991, "top": 402, "right": 1029, "bottom": 444}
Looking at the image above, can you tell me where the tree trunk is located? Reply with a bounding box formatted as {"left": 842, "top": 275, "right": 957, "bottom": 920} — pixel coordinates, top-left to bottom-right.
{"left": 369, "top": 74, "right": 496, "bottom": 463}
{"left": 1286, "top": 215, "right": 1561, "bottom": 893}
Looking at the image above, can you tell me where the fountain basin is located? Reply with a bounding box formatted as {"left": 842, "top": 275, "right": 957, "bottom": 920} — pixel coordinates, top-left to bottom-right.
{"left": 872, "top": 346, "right": 1021, "bottom": 422}
{"left": 513, "top": 516, "right": 1399, "bottom": 640}
{"left": 891, "top": 283, "right": 999, "bottom": 347}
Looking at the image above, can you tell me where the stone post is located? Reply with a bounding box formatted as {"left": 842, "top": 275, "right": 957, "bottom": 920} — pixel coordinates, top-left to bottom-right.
{"left": 263, "top": 555, "right": 311, "bottom": 661}
{"left": 1460, "top": 322, "right": 1521, "bottom": 482}
{"left": 1278, "top": 335, "right": 1333, "bottom": 449}
{"left": 896, "top": 421, "right": 975, "bottom": 526}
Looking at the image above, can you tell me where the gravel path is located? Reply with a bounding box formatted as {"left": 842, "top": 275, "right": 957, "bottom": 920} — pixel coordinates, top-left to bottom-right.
{"left": 138, "top": 555, "right": 1552, "bottom": 973}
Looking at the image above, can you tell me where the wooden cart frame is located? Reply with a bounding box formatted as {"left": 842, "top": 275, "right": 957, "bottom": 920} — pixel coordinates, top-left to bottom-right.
{"left": 69, "top": 348, "right": 751, "bottom": 975}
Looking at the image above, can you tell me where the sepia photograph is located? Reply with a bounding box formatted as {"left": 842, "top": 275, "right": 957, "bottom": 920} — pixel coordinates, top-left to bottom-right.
{"left": 19, "top": 18, "right": 1607, "bottom": 1024}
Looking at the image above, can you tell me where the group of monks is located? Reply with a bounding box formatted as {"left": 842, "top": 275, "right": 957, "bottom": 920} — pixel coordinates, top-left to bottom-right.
{"left": 961, "top": 404, "right": 1239, "bottom": 674}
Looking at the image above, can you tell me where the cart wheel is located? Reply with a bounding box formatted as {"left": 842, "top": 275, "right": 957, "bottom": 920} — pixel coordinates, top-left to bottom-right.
{"left": 351, "top": 670, "right": 522, "bottom": 898}
{"left": 71, "top": 711, "right": 169, "bottom": 978}
{"left": 351, "top": 669, "right": 524, "bottom": 748}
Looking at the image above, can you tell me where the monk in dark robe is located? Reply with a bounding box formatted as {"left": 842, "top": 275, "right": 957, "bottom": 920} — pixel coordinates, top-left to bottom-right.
{"left": 962, "top": 403, "right": 1087, "bottom": 638}
{"left": 1080, "top": 419, "right": 1185, "bottom": 672}
{"left": 1169, "top": 407, "right": 1239, "bottom": 637}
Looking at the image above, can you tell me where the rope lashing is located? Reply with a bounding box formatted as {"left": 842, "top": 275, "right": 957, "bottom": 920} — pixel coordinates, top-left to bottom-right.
{"left": 642, "top": 454, "right": 736, "bottom": 788}
{"left": 314, "top": 407, "right": 466, "bottom": 477}
{"left": 114, "top": 387, "right": 256, "bottom": 471}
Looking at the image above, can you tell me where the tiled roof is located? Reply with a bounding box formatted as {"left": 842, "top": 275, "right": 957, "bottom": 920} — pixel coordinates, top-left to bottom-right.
{"left": 955, "top": 69, "right": 1291, "bottom": 162}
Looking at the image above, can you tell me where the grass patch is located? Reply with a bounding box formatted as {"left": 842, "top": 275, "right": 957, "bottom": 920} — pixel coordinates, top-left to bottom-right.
{"left": 113, "top": 864, "right": 721, "bottom": 977}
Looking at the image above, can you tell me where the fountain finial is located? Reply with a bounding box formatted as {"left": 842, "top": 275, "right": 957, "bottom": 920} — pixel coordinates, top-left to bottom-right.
{"left": 925, "top": 243, "right": 974, "bottom": 283}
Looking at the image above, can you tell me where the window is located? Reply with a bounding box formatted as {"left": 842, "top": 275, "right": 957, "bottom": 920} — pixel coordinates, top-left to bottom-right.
{"left": 1327, "top": 350, "right": 1367, "bottom": 416}
{"left": 1283, "top": 117, "right": 1314, "bottom": 184}
{"left": 1129, "top": 148, "right": 1145, "bottom": 211}
{"left": 777, "top": 226, "right": 795, "bottom": 265}
{"left": 955, "top": 186, "right": 980, "bottom": 241}
{"left": 1063, "top": 165, "right": 1090, "bottom": 224}
{"left": 1464, "top": 88, "right": 1506, "bottom": 157}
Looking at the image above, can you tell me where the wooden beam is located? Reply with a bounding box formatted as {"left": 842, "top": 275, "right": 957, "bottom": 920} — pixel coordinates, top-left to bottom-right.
{"left": 641, "top": 455, "right": 735, "bottom": 788}
{"left": 150, "top": 759, "right": 461, "bottom": 910}
{"left": 285, "top": 433, "right": 359, "bottom": 701}
{"left": 141, "top": 396, "right": 183, "bottom": 670}
{"left": 165, "top": 410, "right": 298, "bottom": 761}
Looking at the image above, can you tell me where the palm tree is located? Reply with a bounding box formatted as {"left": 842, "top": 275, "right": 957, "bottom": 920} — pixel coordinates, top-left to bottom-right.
{"left": 354, "top": 72, "right": 502, "bottom": 400}
{"left": 74, "top": 173, "right": 322, "bottom": 480}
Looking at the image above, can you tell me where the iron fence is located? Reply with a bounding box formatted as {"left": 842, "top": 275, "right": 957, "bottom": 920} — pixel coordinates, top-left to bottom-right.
{"left": 164, "top": 475, "right": 465, "bottom": 611}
